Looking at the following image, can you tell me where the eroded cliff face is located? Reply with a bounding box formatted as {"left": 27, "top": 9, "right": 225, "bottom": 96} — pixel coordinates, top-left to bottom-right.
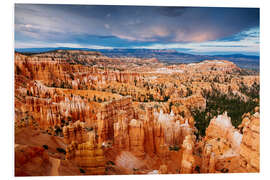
{"left": 129, "top": 119, "right": 145, "bottom": 158}
{"left": 97, "top": 97, "right": 134, "bottom": 145}
{"left": 197, "top": 112, "right": 242, "bottom": 173}
{"left": 65, "top": 131, "right": 106, "bottom": 175}
{"left": 14, "top": 50, "right": 259, "bottom": 175}
{"left": 239, "top": 111, "right": 260, "bottom": 172}
{"left": 63, "top": 121, "right": 88, "bottom": 144}
{"left": 205, "top": 112, "right": 243, "bottom": 154}
{"left": 180, "top": 135, "right": 196, "bottom": 173}
{"left": 194, "top": 108, "right": 260, "bottom": 173}
{"left": 113, "top": 111, "right": 130, "bottom": 150}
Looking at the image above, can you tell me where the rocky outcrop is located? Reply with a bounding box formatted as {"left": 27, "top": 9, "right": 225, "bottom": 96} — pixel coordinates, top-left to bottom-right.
{"left": 129, "top": 119, "right": 145, "bottom": 158}
{"left": 158, "top": 165, "right": 168, "bottom": 174}
{"left": 239, "top": 111, "right": 260, "bottom": 172}
{"left": 205, "top": 112, "right": 243, "bottom": 153}
{"left": 142, "top": 107, "right": 155, "bottom": 155}
{"left": 201, "top": 144, "right": 216, "bottom": 173}
{"left": 199, "top": 112, "right": 245, "bottom": 173}
{"left": 97, "top": 97, "right": 134, "bottom": 145}
{"left": 170, "top": 94, "right": 206, "bottom": 112}
{"left": 65, "top": 131, "right": 106, "bottom": 175}
{"left": 113, "top": 111, "right": 130, "bottom": 150}
{"left": 180, "top": 135, "right": 195, "bottom": 173}
{"left": 63, "top": 121, "right": 88, "bottom": 144}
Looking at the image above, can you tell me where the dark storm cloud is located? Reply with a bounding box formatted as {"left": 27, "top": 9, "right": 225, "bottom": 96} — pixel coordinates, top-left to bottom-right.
{"left": 15, "top": 4, "right": 259, "bottom": 49}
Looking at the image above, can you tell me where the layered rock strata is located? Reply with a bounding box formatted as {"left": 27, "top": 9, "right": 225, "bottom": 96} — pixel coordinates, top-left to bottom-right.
{"left": 65, "top": 131, "right": 106, "bottom": 175}
{"left": 63, "top": 120, "right": 88, "bottom": 144}
{"left": 239, "top": 111, "right": 260, "bottom": 172}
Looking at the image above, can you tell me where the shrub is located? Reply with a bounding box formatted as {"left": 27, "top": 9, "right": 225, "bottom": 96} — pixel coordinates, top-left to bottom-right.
{"left": 195, "top": 166, "right": 200, "bottom": 173}
{"left": 149, "top": 94, "right": 154, "bottom": 101}
{"left": 67, "top": 116, "right": 72, "bottom": 122}
{"left": 54, "top": 125, "right": 62, "bottom": 135}
{"left": 163, "top": 95, "right": 170, "bottom": 102}
{"left": 221, "top": 168, "right": 229, "bottom": 173}
{"left": 56, "top": 148, "right": 66, "bottom": 154}
{"left": 169, "top": 145, "right": 180, "bottom": 151}
{"left": 79, "top": 168, "right": 85, "bottom": 173}
{"left": 98, "top": 98, "right": 103, "bottom": 103}
{"left": 43, "top": 145, "right": 48, "bottom": 150}
{"left": 85, "top": 127, "right": 94, "bottom": 131}
{"left": 106, "top": 161, "right": 115, "bottom": 165}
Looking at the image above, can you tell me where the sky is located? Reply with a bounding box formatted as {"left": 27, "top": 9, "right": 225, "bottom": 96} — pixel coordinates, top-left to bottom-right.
{"left": 15, "top": 4, "right": 260, "bottom": 55}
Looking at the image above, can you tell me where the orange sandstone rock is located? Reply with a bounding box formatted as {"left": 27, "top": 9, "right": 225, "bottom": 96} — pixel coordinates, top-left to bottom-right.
{"left": 239, "top": 111, "right": 260, "bottom": 172}
{"left": 129, "top": 119, "right": 145, "bottom": 158}
{"left": 180, "top": 135, "right": 195, "bottom": 173}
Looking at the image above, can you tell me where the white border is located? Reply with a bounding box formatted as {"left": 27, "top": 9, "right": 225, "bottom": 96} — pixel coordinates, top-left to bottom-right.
{"left": 1, "top": 0, "right": 270, "bottom": 180}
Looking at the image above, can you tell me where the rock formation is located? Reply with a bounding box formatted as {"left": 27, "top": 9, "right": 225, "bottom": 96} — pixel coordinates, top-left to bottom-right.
{"left": 201, "top": 144, "right": 216, "bottom": 173}
{"left": 113, "top": 110, "right": 130, "bottom": 150}
{"left": 180, "top": 135, "right": 195, "bottom": 173}
{"left": 129, "top": 119, "right": 145, "bottom": 158}
{"left": 65, "top": 131, "right": 106, "bottom": 175}
{"left": 14, "top": 50, "right": 260, "bottom": 175}
{"left": 63, "top": 120, "right": 88, "bottom": 144}
{"left": 205, "top": 112, "right": 243, "bottom": 153}
{"left": 158, "top": 165, "right": 168, "bottom": 174}
{"left": 97, "top": 97, "right": 134, "bottom": 145}
{"left": 239, "top": 111, "right": 260, "bottom": 172}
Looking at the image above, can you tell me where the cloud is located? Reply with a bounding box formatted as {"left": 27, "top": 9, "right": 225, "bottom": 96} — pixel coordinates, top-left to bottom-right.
{"left": 14, "top": 4, "right": 259, "bottom": 55}
{"left": 15, "top": 41, "right": 113, "bottom": 49}
{"left": 131, "top": 28, "right": 259, "bottom": 55}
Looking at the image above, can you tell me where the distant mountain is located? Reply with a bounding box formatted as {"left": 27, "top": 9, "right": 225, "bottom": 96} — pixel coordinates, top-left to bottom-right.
{"left": 15, "top": 48, "right": 259, "bottom": 71}
{"left": 15, "top": 47, "right": 97, "bottom": 54}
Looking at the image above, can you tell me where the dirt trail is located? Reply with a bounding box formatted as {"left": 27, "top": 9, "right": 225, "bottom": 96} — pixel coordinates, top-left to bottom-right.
{"left": 49, "top": 157, "right": 61, "bottom": 176}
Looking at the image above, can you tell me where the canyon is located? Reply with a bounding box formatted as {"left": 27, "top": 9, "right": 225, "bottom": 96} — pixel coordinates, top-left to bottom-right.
{"left": 14, "top": 49, "right": 260, "bottom": 176}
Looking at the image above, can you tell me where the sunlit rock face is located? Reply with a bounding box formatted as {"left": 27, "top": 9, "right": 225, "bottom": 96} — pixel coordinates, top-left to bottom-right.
{"left": 129, "top": 119, "right": 145, "bottom": 158}
{"left": 196, "top": 108, "right": 260, "bottom": 173}
{"left": 65, "top": 131, "right": 106, "bottom": 175}
{"left": 239, "top": 111, "right": 260, "bottom": 172}
{"left": 154, "top": 109, "right": 182, "bottom": 145}
{"left": 205, "top": 112, "right": 243, "bottom": 153}
{"left": 63, "top": 121, "right": 88, "bottom": 144}
{"left": 113, "top": 110, "right": 130, "bottom": 150}
{"left": 97, "top": 96, "right": 134, "bottom": 145}
{"left": 180, "top": 135, "right": 195, "bottom": 173}
{"left": 158, "top": 164, "right": 168, "bottom": 174}
{"left": 197, "top": 112, "right": 244, "bottom": 173}
{"left": 200, "top": 144, "right": 216, "bottom": 173}
{"left": 142, "top": 107, "right": 155, "bottom": 155}
{"left": 170, "top": 94, "right": 206, "bottom": 112}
